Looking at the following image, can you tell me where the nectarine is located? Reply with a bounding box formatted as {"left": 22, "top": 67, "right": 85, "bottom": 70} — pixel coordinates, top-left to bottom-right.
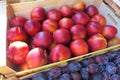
{"left": 31, "top": 7, "right": 46, "bottom": 22}
{"left": 91, "top": 14, "right": 106, "bottom": 26}
{"left": 42, "top": 19, "right": 58, "bottom": 33}
{"left": 50, "top": 44, "right": 71, "bottom": 62}
{"left": 33, "top": 31, "right": 53, "bottom": 48}
{"left": 7, "top": 41, "right": 29, "bottom": 64}
{"left": 59, "top": 5, "right": 73, "bottom": 17}
{"left": 70, "top": 39, "right": 89, "bottom": 56}
{"left": 10, "top": 16, "right": 27, "bottom": 27}
{"left": 85, "top": 5, "right": 99, "bottom": 17}
{"left": 26, "top": 48, "right": 48, "bottom": 69}
{"left": 72, "top": 2, "right": 86, "bottom": 13}
{"left": 86, "top": 21, "right": 102, "bottom": 37}
{"left": 47, "top": 9, "right": 62, "bottom": 22}
{"left": 70, "top": 24, "right": 87, "bottom": 40}
{"left": 102, "top": 25, "right": 117, "bottom": 40}
{"left": 59, "top": 18, "right": 73, "bottom": 30}
{"left": 53, "top": 29, "right": 71, "bottom": 44}
{"left": 87, "top": 34, "right": 107, "bottom": 52}
{"left": 7, "top": 26, "right": 27, "bottom": 42}
{"left": 72, "top": 12, "right": 90, "bottom": 25}
{"left": 24, "top": 20, "right": 41, "bottom": 36}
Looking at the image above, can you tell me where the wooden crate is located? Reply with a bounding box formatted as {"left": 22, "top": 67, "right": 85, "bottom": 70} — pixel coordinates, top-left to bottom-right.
{"left": 1, "top": 0, "right": 120, "bottom": 79}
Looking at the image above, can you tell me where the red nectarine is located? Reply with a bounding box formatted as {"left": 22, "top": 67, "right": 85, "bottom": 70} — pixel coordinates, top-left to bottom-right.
{"left": 31, "top": 7, "right": 46, "bottom": 22}
{"left": 91, "top": 14, "right": 106, "bottom": 26}
{"left": 7, "top": 26, "right": 27, "bottom": 42}
{"left": 87, "top": 34, "right": 107, "bottom": 52}
{"left": 24, "top": 20, "right": 41, "bottom": 36}
{"left": 102, "top": 25, "right": 117, "bottom": 40}
{"left": 86, "top": 21, "right": 102, "bottom": 37}
{"left": 50, "top": 44, "right": 71, "bottom": 62}
{"left": 7, "top": 41, "right": 29, "bottom": 64}
{"left": 59, "top": 17, "right": 73, "bottom": 30}
{"left": 72, "top": 2, "right": 86, "bottom": 13}
{"left": 42, "top": 19, "right": 58, "bottom": 33}
{"left": 53, "top": 29, "right": 71, "bottom": 44}
{"left": 33, "top": 31, "right": 53, "bottom": 48}
{"left": 26, "top": 48, "right": 48, "bottom": 69}
{"left": 85, "top": 5, "right": 99, "bottom": 17}
{"left": 10, "top": 16, "right": 27, "bottom": 27}
{"left": 72, "top": 12, "right": 90, "bottom": 25}
{"left": 70, "top": 24, "right": 87, "bottom": 40}
{"left": 59, "top": 5, "right": 73, "bottom": 17}
{"left": 47, "top": 9, "right": 62, "bottom": 22}
{"left": 70, "top": 39, "right": 89, "bottom": 56}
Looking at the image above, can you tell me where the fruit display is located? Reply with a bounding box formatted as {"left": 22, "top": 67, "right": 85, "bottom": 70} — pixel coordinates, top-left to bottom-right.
{"left": 7, "top": 1, "right": 120, "bottom": 72}
{"left": 23, "top": 49, "right": 120, "bottom": 80}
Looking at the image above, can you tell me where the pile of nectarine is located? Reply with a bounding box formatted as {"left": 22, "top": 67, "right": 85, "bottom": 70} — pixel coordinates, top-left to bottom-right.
{"left": 7, "top": 1, "right": 119, "bottom": 71}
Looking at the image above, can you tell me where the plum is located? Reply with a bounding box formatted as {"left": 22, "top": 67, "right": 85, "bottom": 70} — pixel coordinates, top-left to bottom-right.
{"left": 67, "top": 61, "right": 82, "bottom": 72}
{"left": 105, "top": 62, "right": 117, "bottom": 74}
{"left": 102, "top": 71, "right": 111, "bottom": 80}
{"left": 47, "top": 67, "right": 62, "bottom": 78}
{"left": 87, "top": 63, "right": 99, "bottom": 74}
{"left": 59, "top": 73, "right": 72, "bottom": 80}
{"left": 81, "top": 58, "right": 94, "bottom": 66}
{"left": 71, "top": 72, "right": 81, "bottom": 80}
{"left": 32, "top": 72, "right": 47, "bottom": 80}
{"left": 80, "top": 67, "right": 89, "bottom": 80}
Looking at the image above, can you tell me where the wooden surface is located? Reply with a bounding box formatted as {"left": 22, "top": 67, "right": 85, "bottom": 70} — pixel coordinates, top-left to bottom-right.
{"left": 7, "top": 0, "right": 20, "bottom": 3}
{"left": 7, "top": 0, "right": 42, "bottom": 3}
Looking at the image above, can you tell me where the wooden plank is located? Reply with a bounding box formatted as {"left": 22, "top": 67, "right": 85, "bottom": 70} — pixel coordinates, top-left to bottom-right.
{"left": 7, "top": 0, "right": 20, "bottom": 3}
{"left": 10, "top": 0, "right": 102, "bottom": 12}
